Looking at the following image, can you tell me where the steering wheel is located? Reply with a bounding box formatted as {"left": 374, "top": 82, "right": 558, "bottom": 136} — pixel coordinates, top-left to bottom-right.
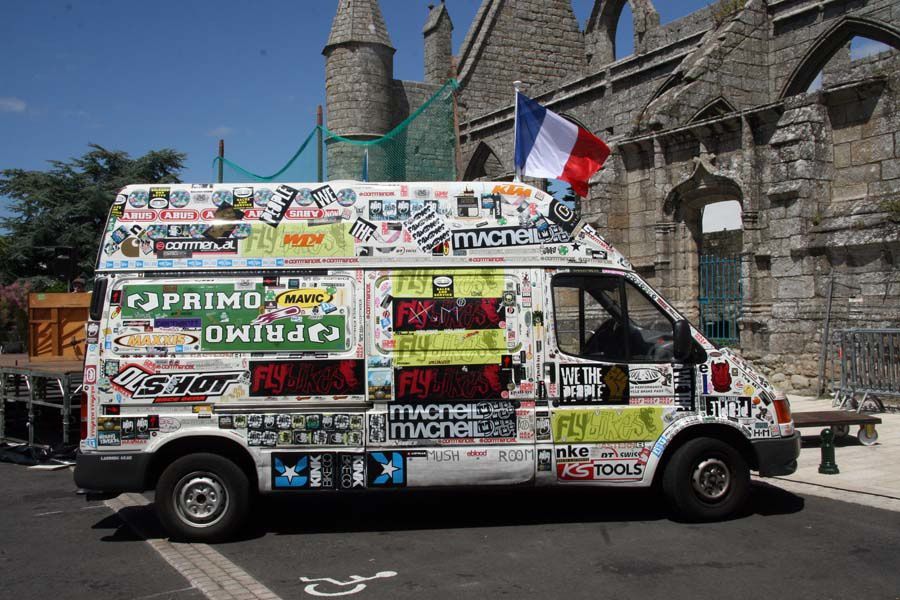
{"left": 584, "top": 319, "right": 620, "bottom": 356}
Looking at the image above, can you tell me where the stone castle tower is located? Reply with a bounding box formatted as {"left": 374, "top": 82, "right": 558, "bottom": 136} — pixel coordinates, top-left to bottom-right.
{"left": 322, "top": 0, "right": 395, "bottom": 180}
{"left": 323, "top": 0, "right": 900, "bottom": 393}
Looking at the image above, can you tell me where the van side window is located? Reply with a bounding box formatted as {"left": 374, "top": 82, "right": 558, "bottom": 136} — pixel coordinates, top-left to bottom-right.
{"left": 552, "top": 275, "right": 628, "bottom": 362}
{"left": 623, "top": 282, "right": 675, "bottom": 362}
{"left": 552, "top": 274, "right": 676, "bottom": 363}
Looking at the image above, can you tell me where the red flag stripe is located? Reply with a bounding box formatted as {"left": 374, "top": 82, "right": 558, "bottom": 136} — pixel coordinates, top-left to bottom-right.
{"left": 559, "top": 127, "right": 611, "bottom": 197}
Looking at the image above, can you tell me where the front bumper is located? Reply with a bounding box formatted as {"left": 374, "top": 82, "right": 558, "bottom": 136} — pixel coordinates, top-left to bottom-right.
{"left": 752, "top": 431, "right": 801, "bottom": 477}
{"left": 74, "top": 451, "right": 152, "bottom": 493}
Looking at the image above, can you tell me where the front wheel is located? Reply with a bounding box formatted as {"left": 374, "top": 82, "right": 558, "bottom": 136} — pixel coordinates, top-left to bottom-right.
{"left": 662, "top": 437, "right": 750, "bottom": 521}
{"left": 156, "top": 453, "right": 250, "bottom": 542}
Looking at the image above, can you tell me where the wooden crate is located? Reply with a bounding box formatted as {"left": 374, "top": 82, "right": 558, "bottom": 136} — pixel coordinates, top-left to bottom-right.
{"left": 28, "top": 292, "right": 91, "bottom": 362}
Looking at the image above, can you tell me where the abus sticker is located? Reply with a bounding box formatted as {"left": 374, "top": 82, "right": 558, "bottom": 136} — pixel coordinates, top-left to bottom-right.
{"left": 111, "top": 365, "right": 243, "bottom": 403}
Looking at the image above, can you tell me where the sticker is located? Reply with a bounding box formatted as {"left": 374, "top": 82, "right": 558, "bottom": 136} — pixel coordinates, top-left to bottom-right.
{"left": 249, "top": 360, "right": 365, "bottom": 397}
{"left": 558, "top": 364, "right": 629, "bottom": 405}
{"left": 552, "top": 407, "right": 670, "bottom": 443}
{"left": 406, "top": 205, "right": 450, "bottom": 252}
{"left": 366, "top": 451, "right": 405, "bottom": 487}
{"left": 387, "top": 401, "right": 517, "bottom": 441}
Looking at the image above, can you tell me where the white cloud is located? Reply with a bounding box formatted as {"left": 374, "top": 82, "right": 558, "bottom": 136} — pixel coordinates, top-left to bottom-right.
{"left": 0, "top": 97, "right": 27, "bottom": 113}
{"left": 207, "top": 126, "right": 234, "bottom": 137}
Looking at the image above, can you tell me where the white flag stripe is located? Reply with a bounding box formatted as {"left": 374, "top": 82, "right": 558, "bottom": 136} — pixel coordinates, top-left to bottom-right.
{"left": 523, "top": 110, "right": 579, "bottom": 178}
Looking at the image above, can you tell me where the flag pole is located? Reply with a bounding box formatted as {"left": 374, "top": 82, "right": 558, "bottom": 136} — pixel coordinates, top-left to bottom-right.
{"left": 513, "top": 80, "right": 522, "bottom": 183}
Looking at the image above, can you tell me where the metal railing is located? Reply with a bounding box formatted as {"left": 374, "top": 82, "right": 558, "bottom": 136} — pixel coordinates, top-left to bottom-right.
{"left": 830, "top": 328, "right": 899, "bottom": 412}
{"left": 0, "top": 366, "right": 83, "bottom": 448}
{"left": 698, "top": 254, "right": 743, "bottom": 347}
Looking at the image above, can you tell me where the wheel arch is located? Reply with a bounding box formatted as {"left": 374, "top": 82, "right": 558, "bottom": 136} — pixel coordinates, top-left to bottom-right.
{"left": 146, "top": 434, "right": 259, "bottom": 492}
{"left": 651, "top": 422, "right": 756, "bottom": 487}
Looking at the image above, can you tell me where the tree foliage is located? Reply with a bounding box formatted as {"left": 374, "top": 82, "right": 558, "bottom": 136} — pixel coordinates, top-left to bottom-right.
{"left": 0, "top": 144, "right": 185, "bottom": 283}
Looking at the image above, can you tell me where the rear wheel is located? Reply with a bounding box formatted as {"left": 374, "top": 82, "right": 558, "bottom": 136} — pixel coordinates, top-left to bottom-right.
{"left": 156, "top": 453, "right": 250, "bottom": 542}
{"left": 662, "top": 437, "right": 749, "bottom": 521}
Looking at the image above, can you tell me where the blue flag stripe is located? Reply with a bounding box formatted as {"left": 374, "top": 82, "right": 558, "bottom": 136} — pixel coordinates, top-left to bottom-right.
{"left": 514, "top": 93, "right": 547, "bottom": 170}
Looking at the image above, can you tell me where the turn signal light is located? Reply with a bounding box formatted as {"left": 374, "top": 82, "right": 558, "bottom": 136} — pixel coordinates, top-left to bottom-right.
{"left": 773, "top": 392, "right": 794, "bottom": 436}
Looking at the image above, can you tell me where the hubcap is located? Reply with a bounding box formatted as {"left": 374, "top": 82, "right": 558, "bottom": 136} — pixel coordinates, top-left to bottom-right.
{"left": 173, "top": 471, "right": 228, "bottom": 528}
{"left": 691, "top": 458, "right": 731, "bottom": 501}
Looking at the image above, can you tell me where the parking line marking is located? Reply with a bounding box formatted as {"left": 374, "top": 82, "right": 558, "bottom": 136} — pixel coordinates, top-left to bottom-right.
{"left": 106, "top": 493, "right": 283, "bottom": 600}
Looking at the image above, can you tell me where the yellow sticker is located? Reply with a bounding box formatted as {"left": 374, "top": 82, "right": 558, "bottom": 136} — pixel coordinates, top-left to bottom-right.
{"left": 242, "top": 222, "right": 355, "bottom": 258}
{"left": 392, "top": 269, "right": 506, "bottom": 298}
{"left": 551, "top": 407, "right": 668, "bottom": 443}
{"left": 393, "top": 329, "right": 507, "bottom": 366}
{"left": 276, "top": 288, "right": 333, "bottom": 308}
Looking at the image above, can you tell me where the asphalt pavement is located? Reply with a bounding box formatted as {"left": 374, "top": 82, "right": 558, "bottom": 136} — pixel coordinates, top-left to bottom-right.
{"left": 2, "top": 463, "right": 900, "bottom": 600}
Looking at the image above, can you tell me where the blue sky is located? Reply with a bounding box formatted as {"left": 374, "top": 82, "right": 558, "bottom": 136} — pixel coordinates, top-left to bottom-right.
{"left": 1, "top": 0, "right": 755, "bottom": 231}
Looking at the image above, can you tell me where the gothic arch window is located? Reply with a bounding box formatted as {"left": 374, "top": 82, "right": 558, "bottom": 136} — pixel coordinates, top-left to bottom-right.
{"left": 464, "top": 142, "right": 505, "bottom": 181}
{"left": 615, "top": 3, "right": 635, "bottom": 59}
{"left": 781, "top": 17, "right": 900, "bottom": 98}
{"left": 689, "top": 97, "right": 737, "bottom": 123}
{"left": 587, "top": 0, "right": 657, "bottom": 64}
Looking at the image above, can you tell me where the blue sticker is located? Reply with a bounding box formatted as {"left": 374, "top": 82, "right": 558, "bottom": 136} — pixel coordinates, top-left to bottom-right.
{"left": 652, "top": 434, "right": 668, "bottom": 457}
{"left": 367, "top": 452, "right": 405, "bottom": 487}
{"left": 158, "top": 260, "right": 174, "bottom": 268}
{"left": 217, "top": 259, "right": 233, "bottom": 267}
{"left": 273, "top": 455, "right": 309, "bottom": 488}
{"left": 247, "top": 259, "right": 262, "bottom": 267}
{"left": 187, "top": 259, "right": 203, "bottom": 268}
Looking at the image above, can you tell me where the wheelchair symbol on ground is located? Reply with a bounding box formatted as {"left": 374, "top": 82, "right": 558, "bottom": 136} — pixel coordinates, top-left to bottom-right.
{"left": 299, "top": 571, "right": 398, "bottom": 596}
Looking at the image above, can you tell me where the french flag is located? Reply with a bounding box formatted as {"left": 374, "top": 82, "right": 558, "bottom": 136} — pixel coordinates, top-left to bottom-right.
{"left": 514, "top": 93, "right": 611, "bottom": 197}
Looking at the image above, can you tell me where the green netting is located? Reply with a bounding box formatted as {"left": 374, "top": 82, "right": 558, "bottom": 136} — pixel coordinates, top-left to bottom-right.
{"left": 213, "top": 79, "right": 459, "bottom": 183}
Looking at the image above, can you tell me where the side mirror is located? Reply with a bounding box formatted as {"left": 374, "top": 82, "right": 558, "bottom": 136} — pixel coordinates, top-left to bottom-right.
{"left": 89, "top": 277, "right": 108, "bottom": 321}
{"left": 673, "top": 320, "right": 692, "bottom": 362}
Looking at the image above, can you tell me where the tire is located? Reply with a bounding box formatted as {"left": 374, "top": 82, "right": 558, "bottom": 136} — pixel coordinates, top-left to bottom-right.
{"left": 156, "top": 452, "right": 250, "bottom": 542}
{"left": 833, "top": 424, "right": 850, "bottom": 438}
{"left": 857, "top": 425, "right": 878, "bottom": 446}
{"left": 662, "top": 437, "right": 750, "bottom": 522}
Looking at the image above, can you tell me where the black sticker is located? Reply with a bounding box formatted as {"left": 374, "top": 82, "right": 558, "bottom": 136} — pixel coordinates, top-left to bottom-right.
{"left": 310, "top": 185, "right": 339, "bottom": 208}
{"left": 260, "top": 184, "right": 298, "bottom": 228}
{"left": 558, "top": 364, "right": 630, "bottom": 405}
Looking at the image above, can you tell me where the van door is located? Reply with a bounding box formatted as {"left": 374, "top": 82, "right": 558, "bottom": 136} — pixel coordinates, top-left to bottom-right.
{"left": 546, "top": 271, "right": 687, "bottom": 484}
{"left": 366, "top": 268, "right": 537, "bottom": 487}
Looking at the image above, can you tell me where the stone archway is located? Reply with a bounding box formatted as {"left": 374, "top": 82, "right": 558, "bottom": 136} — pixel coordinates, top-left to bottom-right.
{"left": 662, "top": 157, "right": 745, "bottom": 336}
{"left": 463, "top": 141, "right": 505, "bottom": 181}
{"left": 781, "top": 16, "right": 900, "bottom": 97}
{"left": 585, "top": 0, "right": 660, "bottom": 64}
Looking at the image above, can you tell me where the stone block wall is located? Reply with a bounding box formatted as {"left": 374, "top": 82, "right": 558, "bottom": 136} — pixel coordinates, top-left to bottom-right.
{"left": 325, "top": 0, "right": 900, "bottom": 396}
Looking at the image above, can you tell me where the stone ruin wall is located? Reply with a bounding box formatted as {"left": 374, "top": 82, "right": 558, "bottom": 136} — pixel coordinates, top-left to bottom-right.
{"left": 325, "top": 0, "right": 900, "bottom": 395}
{"left": 453, "top": 0, "right": 900, "bottom": 395}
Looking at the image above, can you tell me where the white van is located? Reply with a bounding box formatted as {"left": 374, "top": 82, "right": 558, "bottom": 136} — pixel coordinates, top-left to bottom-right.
{"left": 74, "top": 181, "right": 799, "bottom": 541}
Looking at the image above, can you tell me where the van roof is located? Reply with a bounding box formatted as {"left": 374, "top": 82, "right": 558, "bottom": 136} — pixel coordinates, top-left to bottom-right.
{"left": 97, "top": 181, "right": 631, "bottom": 272}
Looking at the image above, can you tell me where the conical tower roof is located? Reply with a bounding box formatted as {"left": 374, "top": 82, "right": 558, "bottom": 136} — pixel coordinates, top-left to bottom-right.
{"left": 324, "top": 0, "right": 395, "bottom": 51}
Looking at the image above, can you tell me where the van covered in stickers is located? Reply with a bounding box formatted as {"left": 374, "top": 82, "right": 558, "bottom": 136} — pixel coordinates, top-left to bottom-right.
{"left": 75, "top": 180, "right": 800, "bottom": 541}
